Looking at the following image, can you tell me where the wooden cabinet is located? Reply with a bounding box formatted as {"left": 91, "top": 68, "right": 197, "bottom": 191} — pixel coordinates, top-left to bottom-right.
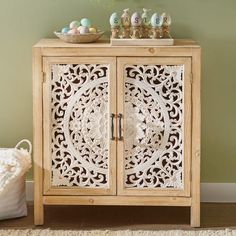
{"left": 33, "top": 39, "right": 201, "bottom": 227}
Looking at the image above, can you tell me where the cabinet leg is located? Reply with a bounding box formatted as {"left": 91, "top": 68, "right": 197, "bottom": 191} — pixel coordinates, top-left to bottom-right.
{"left": 190, "top": 203, "right": 200, "bottom": 227}
{"left": 34, "top": 201, "right": 44, "bottom": 225}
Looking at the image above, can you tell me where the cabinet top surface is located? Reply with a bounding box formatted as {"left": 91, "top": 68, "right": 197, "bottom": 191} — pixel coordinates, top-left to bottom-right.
{"left": 33, "top": 39, "right": 200, "bottom": 48}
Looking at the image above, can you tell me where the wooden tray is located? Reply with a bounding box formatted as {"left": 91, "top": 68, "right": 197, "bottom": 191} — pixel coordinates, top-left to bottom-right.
{"left": 110, "top": 38, "right": 174, "bottom": 46}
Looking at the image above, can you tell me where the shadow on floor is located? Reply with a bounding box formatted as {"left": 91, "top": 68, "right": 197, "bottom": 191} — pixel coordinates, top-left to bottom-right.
{"left": 0, "top": 203, "right": 236, "bottom": 229}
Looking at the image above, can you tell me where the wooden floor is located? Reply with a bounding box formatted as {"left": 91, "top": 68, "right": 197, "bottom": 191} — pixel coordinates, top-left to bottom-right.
{"left": 0, "top": 203, "right": 236, "bottom": 230}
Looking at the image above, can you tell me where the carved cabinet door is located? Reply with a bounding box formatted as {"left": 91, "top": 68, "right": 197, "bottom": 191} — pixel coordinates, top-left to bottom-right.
{"left": 117, "top": 57, "right": 192, "bottom": 196}
{"left": 43, "top": 57, "right": 116, "bottom": 195}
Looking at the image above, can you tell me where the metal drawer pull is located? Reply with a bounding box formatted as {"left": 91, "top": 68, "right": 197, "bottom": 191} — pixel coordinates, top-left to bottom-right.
{"left": 118, "top": 113, "right": 123, "bottom": 141}
{"left": 110, "top": 113, "right": 115, "bottom": 140}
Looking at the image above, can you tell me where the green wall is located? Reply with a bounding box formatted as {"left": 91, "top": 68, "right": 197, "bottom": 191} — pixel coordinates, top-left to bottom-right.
{"left": 0, "top": 0, "right": 235, "bottom": 182}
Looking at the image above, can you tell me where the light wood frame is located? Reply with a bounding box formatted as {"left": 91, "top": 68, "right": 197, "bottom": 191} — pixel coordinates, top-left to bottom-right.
{"left": 33, "top": 47, "right": 44, "bottom": 225}
{"left": 190, "top": 49, "right": 201, "bottom": 227}
{"left": 117, "top": 57, "right": 192, "bottom": 197}
{"left": 33, "top": 39, "right": 201, "bottom": 227}
{"left": 42, "top": 57, "right": 117, "bottom": 196}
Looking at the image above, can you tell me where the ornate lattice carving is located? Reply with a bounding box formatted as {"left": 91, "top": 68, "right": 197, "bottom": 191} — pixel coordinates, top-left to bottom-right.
{"left": 50, "top": 64, "right": 109, "bottom": 188}
{"left": 124, "top": 64, "right": 184, "bottom": 189}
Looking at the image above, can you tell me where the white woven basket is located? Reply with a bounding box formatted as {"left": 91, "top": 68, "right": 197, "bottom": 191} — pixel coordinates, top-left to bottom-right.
{"left": 0, "top": 139, "right": 32, "bottom": 220}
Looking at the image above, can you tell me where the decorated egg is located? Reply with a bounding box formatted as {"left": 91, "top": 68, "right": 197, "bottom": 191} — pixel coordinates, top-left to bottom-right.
{"left": 142, "top": 8, "right": 151, "bottom": 26}
{"left": 68, "top": 28, "right": 79, "bottom": 35}
{"left": 79, "top": 26, "right": 89, "bottom": 34}
{"left": 151, "top": 13, "right": 163, "bottom": 27}
{"left": 161, "top": 12, "right": 171, "bottom": 26}
{"left": 89, "top": 27, "right": 97, "bottom": 33}
{"left": 131, "top": 12, "right": 142, "bottom": 27}
{"left": 109, "top": 12, "right": 120, "bottom": 27}
{"left": 121, "top": 8, "right": 131, "bottom": 27}
{"left": 80, "top": 18, "right": 92, "bottom": 28}
{"left": 77, "top": 26, "right": 82, "bottom": 31}
{"left": 61, "top": 27, "right": 70, "bottom": 34}
{"left": 69, "top": 20, "right": 80, "bottom": 29}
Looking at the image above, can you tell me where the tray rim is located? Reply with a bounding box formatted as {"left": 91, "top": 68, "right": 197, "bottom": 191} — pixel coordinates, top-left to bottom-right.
{"left": 54, "top": 30, "right": 105, "bottom": 43}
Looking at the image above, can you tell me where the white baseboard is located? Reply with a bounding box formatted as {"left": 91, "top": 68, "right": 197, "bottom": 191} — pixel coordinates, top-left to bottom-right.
{"left": 26, "top": 181, "right": 236, "bottom": 203}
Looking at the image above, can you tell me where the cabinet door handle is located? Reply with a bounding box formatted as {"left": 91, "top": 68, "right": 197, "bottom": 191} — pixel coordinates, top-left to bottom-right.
{"left": 118, "top": 113, "right": 123, "bottom": 141}
{"left": 110, "top": 113, "right": 115, "bottom": 140}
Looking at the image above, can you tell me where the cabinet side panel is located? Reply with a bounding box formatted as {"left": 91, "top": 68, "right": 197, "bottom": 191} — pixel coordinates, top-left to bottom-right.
{"left": 33, "top": 47, "right": 44, "bottom": 225}
{"left": 191, "top": 49, "right": 201, "bottom": 227}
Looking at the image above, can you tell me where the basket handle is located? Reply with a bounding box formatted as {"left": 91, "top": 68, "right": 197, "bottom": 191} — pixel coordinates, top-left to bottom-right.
{"left": 15, "top": 139, "right": 32, "bottom": 155}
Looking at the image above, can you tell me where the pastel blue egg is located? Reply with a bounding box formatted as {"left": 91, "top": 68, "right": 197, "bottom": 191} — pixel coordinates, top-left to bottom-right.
{"left": 61, "top": 27, "right": 70, "bottom": 34}
{"left": 109, "top": 12, "right": 120, "bottom": 27}
{"left": 80, "top": 18, "right": 92, "bottom": 28}
{"left": 151, "top": 13, "right": 163, "bottom": 27}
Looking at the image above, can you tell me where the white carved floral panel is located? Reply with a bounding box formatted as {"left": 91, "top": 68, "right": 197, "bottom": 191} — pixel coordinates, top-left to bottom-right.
{"left": 124, "top": 64, "right": 184, "bottom": 190}
{"left": 50, "top": 63, "right": 110, "bottom": 189}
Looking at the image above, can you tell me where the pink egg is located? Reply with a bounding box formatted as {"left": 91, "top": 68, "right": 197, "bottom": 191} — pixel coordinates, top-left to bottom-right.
{"left": 77, "top": 26, "right": 83, "bottom": 31}
{"left": 68, "top": 28, "right": 79, "bottom": 35}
